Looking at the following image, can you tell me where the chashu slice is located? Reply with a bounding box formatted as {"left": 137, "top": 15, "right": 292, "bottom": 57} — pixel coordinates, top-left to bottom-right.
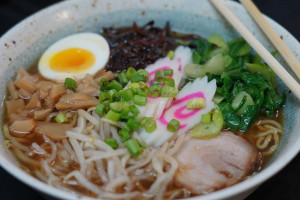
{"left": 174, "top": 131, "right": 258, "bottom": 195}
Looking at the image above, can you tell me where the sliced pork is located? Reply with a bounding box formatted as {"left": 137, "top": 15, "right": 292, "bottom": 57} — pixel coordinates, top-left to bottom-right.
{"left": 174, "top": 131, "right": 258, "bottom": 195}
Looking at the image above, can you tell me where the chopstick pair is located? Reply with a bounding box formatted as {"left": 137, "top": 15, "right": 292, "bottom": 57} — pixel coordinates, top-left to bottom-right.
{"left": 209, "top": 0, "right": 300, "bottom": 100}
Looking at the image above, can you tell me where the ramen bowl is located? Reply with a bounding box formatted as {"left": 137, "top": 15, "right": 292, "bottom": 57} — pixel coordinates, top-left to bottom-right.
{"left": 0, "top": 0, "right": 299, "bottom": 199}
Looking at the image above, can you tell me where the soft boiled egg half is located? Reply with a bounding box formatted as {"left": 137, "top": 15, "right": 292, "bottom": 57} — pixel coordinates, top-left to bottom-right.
{"left": 38, "top": 32, "right": 110, "bottom": 82}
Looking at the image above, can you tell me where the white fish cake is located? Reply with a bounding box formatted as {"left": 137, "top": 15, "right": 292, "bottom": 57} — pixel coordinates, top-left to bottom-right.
{"left": 139, "top": 76, "right": 217, "bottom": 147}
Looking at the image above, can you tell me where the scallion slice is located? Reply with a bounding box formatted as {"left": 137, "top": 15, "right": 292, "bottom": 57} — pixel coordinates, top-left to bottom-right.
{"left": 128, "top": 82, "right": 140, "bottom": 89}
{"left": 99, "top": 78, "right": 109, "bottom": 91}
{"left": 95, "top": 103, "right": 106, "bottom": 116}
{"left": 136, "top": 139, "right": 147, "bottom": 149}
{"left": 186, "top": 98, "right": 206, "bottom": 110}
{"left": 55, "top": 113, "right": 67, "bottom": 124}
{"left": 134, "top": 95, "right": 147, "bottom": 106}
{"left": 131, "top": 73, "right": 146, "bottom": 83}
{"left": 137, "top": 69, "right": 149, "bottom": 81}
{"left": 112, "top": 92, "right": 122, "bottom": 102}
{"left": 137, "top": 89, "right": 147, "bottom": 97}
{"left": 163, "top": 69, "right": 173, "bottom": 76}
{"left": 108, "top": 80, "right": 123, "bottom": 91}
{"left": 143, "top": 117, "right": 157, "bottom": 133}
{"left": 105, "top": 110, "right": 121, "bottom": 122}
{"left": 167, "top": 50, "right": 175, "bottom": 59}
{"left": 108, "top": 89, "right": 117, "bottom": 97}
{"left": 126, "top": 119, "right": 140, "bottom": 131}
{"left": 163, "top": 77, "right": 175, "bottom": 87}
{"left": 155, "top": 70, "right": 164, "bottom": 82}
{"left": 126, "top": 67, "right": 136, "bottom": 79}
{"left": 99, "top": 91, "right": 112, "bottom": 103}
{"left": 125, "top": 139, "right": 143, "bottom": 158}
{"left": 104, "top": 138, "right": 118, "bottom": 149}
{"left": 148, "top": 84, "right": 162, "bottom": 97}
{"left": 118, "top": 72, "right": 128, "bottom": 86}
{"left": 119, "top": 129, "right": 130, "bottom": 142}
{"left": 161, "top": 86, "right": 178, "bottom": 97}
{"left": 64, "top": 77, "right": 77, "bottom": 91}
{"left": 167, "top": 119, "right": 180, "bottom": 132}
{"left": 122, "top": 104, "right": 140, "bottom": 120}
{"left": 129, "top": 105, "right": 140, "bottom": 118}
{"left": 110, "top": 102, "right": 122, "bottom": 112}
{"left": 121, "top": 88, "right": 134, "bottom": 101}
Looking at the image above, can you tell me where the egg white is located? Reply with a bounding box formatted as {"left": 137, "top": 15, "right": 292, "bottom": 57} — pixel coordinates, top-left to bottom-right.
{"left": 38, "top": 32, "right": 110, "bottom": 82}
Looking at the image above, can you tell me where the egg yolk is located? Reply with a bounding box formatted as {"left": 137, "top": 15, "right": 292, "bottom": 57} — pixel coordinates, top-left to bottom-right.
{"left": 50, "top": 48, "right": 96, "bottom": 73}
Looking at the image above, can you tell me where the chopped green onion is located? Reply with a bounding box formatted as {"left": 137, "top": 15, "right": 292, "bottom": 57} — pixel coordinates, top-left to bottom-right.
{"left": 148, "top": 84, "right": 162, "bottom": 97}
{"left": 126, "top": 67, "right": 136, "bottom": 79}
{"left": 167, "top": 119, "right": 180, "bottom": 132}
{"left": 167, "top": 50, "right": 175, "bottom": 59}
{"left": 108, "top": 89, "right": 117, "bottom": 97}
{"left": 64, "top": 78, "right": 77, "bottom": 91}
{"left": 110, "top": 102, "right": 122, "bottom": 112}
{"left": 142, "top": 117, "right": 157, "bottom": 133}
{"left": 119, "top": 129, "right": 130, "bottom": 142}
{"left": 201, "top": 113, "right": 211, "bottom": 123}
{"left": 186, "top": 98, "right": 206, "bottom": 110}
{"left": 95, "top": 103, "right": 106, "bottom": 116}
{"left": 104, "top": 138, "right": 118, "bottom": 149}
{"left": 121, "top": 88, "right": 134, "bottom": 101}
{"left": 112, "top": 92, "right": 122, "bottom": 102}
{"left": 99, "top": 78, "right": 109, "bottom": 91}
{"left": 120, "top": 102, "right": 130, "bottom": 115}
{"left": 150, "top": 80, "right": 155, "bottom": 86}
{"left": 131, "top": 73, "right": 146, "bottom": 83}
{"left": 108, "top": 80, "right": 123, "bottom": 91}
{"left": 125, "top": 139, "right": 143, "bottom": 158}
{"left": 138, "top": 81, "right": 149, "bottom": 93}
{"left": 138, "top": 81, "right": 148, "bottom": 89}
{"left": 122, "top": 104, "right": 140, "bottom": 120}
{"left": 139, "top": 117, "right": 147, "bottom": 126}
{"left": 155, "top": 70, "right": 164, "bottom": 82}
{"left": 163, "top": 69, "right": 173, "bottom": 76}
{"left": 134, "top": 95, "right": 147, "bottom": 106}
{"left": 105, "top": 110, "right": 121, "bottom": 122}
{"left": 99, "top": 91, "right": 112, "bottom": 103}
{"left": 136, "top": 139, "right": 147, "bottom": 149}
{"left": 131, "top": 69, "right": 149, "bottom": 83}
{"left": 126, "top": 119, "right": 140, "bottom": 131}
{"left": 118, "top": 72, "right": 128, "bottom": 86}
{"left": 161, "top": 86, "right": 178, "bottom": 97}
{"left": 55, "top": 113, "right": 67, "bottom": 124}
{"left": 137, "top": 69, "right": 149, "bottom": 80}
{"left": 163, "top": 77, "right": 175, "bottom": 87}
{"left": 129, "top": 105, "right": 140, "bottom": 118}
{"left": 128, "top": 82, "right": 140, "bottom": 89}
{"left": 137, "top": 89, "right": 147, "bottom": 97}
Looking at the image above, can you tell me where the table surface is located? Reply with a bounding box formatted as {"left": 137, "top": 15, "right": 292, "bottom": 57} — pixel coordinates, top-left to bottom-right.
{"left": 0, "top": 0, "right": 300, "bottom": 199}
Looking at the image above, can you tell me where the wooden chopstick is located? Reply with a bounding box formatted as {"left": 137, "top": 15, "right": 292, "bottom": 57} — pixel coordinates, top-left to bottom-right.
{"left": 209, "top": 0, "right": 300, "bottom": 100}
{"left": 239, "top": 0, "right": 300, "bottom": 81}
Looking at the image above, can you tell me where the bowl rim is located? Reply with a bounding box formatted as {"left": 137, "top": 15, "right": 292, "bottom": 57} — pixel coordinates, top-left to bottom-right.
{"left": 0, "top": 0, "right": 299, "bottom": 200}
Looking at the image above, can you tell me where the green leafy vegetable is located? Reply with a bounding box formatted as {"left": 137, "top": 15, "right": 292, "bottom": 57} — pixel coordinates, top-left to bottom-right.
{"left": 228, "top": 38, "right": 250, "bottom": 57}
{"left": 182, "top": 34, "right": 285, "bottom": 132}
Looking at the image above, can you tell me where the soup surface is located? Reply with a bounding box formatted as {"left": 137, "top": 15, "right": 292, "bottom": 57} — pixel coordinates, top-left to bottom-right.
{"left": 3, "top": 22, "right": 285, "bottom": 199}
